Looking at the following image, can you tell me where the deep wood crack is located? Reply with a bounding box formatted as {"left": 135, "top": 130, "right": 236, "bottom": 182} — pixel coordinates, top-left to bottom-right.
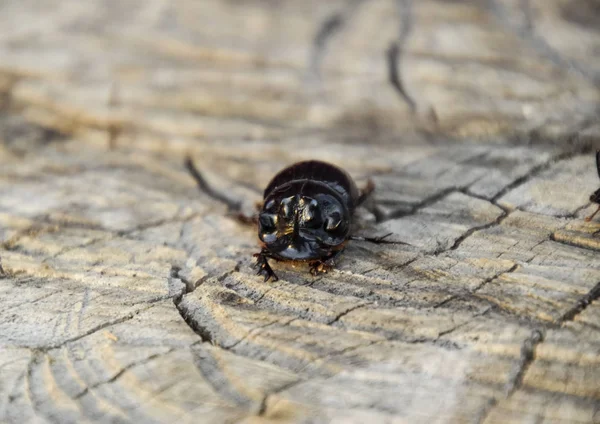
{"left": 257, "top": 379, "right": 304, "bottom": 417}
{"left": 34, "top": 304, "right": 160, "bottom": 351}
{"left": 377, "top": 186, "right": 458, "bottom": 222}
{"left": 447, "top": 208, "right": 510, "bottom": 252}
{"left": 309, "top": 0, "right": 364, "bottom": 80}
{"left": 504, "top": 329, "right": 544, "bottom": 397}
{"left": 172, "top": 267, "right": 240, "bottom": 345}
{"left": 486, "top": 0, "right": 599, "bottom": 84}
{"left": 476, "top": 328, "right": 545, "bottom": 422}
{"left": 386, "top": 0, "right": 417, "bottom": 111}
{"left": 73, "top": 348, "right": 175, "bottom": 399}
{"left": 559, "top": 281, "right": 600, "bottom": 324}
{"left": 491, "top": 151, "right": 576, "bottom": 202}
{"left": 327, "top": 303, "right": 372, "bottom": 325}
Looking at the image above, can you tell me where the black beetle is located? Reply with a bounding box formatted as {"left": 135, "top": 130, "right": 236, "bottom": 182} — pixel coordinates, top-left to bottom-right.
{"left": 586, "top": 150, "right": 600, "bottom": 222}
{"left": 185, "top": 157, "right": 397, "bottom": 282}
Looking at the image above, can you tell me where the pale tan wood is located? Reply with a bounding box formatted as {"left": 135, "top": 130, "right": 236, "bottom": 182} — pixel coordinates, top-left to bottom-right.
{"left": 1, "top": 0, "right": 600, "bottom": 423}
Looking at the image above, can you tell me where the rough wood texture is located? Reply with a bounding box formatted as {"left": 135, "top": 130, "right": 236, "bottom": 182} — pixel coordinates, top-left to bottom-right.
{"left": 1, "top": 0, "right": 600, "bottom": 423}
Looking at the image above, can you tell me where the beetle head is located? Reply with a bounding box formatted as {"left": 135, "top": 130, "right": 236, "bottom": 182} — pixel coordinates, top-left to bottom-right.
{"left": 258, "top": 194, "right": 349, "bottom": 260}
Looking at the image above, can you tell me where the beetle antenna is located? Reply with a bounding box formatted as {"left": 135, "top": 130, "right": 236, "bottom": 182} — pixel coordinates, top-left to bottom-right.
{"left": 184, "top": 156, "right": 243, "bottom": 212}
{"left": 350, "top": 233, "right": 413, "bottom": 246}
{"left": 596, "top": 150, "right": 600, "bottom": 180}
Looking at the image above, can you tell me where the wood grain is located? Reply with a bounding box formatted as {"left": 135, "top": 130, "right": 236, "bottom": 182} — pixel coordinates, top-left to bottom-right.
{"left": 1, "top": 0, "right": 600, "bottom": 422}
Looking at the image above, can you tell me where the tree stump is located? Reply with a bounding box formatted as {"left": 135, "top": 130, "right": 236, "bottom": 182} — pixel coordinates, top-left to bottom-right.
{"left": 1, "top": 0, "right": 600, "bottom": 422}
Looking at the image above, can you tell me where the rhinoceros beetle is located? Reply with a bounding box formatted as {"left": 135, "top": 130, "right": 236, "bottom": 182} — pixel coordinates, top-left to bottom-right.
{"left": 586, "top": 150, "right": 600, "bottom": 222}
{"left": 185, "top": 157, "right": 399, "bottom": 281}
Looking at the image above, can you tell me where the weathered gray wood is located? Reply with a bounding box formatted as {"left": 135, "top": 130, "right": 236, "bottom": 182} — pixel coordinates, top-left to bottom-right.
{"left": 1, "top": 0, "right": 600, "bottom": 423}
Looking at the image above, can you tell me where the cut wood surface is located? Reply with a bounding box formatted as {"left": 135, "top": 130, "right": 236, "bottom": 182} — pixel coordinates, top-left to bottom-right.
{"left": 1, "top": 0, "right": 600, "bottom": 423}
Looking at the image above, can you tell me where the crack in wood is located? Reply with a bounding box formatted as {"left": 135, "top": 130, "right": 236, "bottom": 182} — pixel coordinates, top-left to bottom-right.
{"left": 292, "top": 338, "right": 384, "bottom": 376}
{"left": 173, "top": 299, "right": 215, "bottom": 345}
{"left": 0, "top": 291, "right": 59, "bottom": 315}
{"left": 386, "top": 44, "right": 417, "bottom": 113}
{"left": 558, "top": 281, "right": 600, "bottom": 324}
{"left": 172, "top": 267, "right": 240, "bottom": 345}
{"left": 519, "top": 0, "right": 534, "bottom": 33}
{"left": 486, "top": 0, "right": 599, "bottom": 84}
{"left": 248, "top": 283, "right": 278, "bottom": 304}
{"left": 73, "top": 348, "right": 175, "bottom": 399}
{"left": 476, "top": 328, "right": 545, "bottom": 423}
{"left": 474, "top": 397, "right": 499, "bottom": 424}
{"left": 42, "top": 236, "right": 109, "bottom": 264}
{"left": 1, "top": 212, "right": 200, "bottom": 265}
{"left": 434, "top": 263, "right": 519, "bottom": 309}
{"left": 309, "top": 0, "right": 365, "bottom": 81}
{"left": 117, "top": 212, "right": 202, "bottom": 237}
{"left": 395, "top": 187, "right": 512, "bottom": 256}
{"left": 25, "top": 350, "right": 46, "bottom": 423}
{"left": 0, "top": 73, "right": 20, "bottom": 112}
{"left": 1, "top": 224, "right": 59, "bottom": 251}
{"left": 351, "top": 149, "right": 579, "bottom": 226}
{"left": 257, "top": 379, "right": 304, "bottom": 417}
{"left": 491, "top": 151, "right": 577, "bottom": 202}
{"left": 446, "top": 209, "right": 510, "bottom": 252}
{"left": 223, "top": 317, "right": 296, "bottom": 350}
{"left": 107, "top": 81, "right": 122, "bottom": 150}
{"left": 196, "top": 339, "right": 303, "bottom": 413}
{"left": 310, "top": 14, "right": 343, "bottom": 80}
{"left": 1, "top": 1, "right": 599, "bottom": 421}
{"left": 191, "top": 344, "right": 261, "bottom": 408}
{"left": 403, "top": 336, "right": 462, "bottom": 350}
{"left": 504, "top": 328, "right": 544, "bottom": 397}
{"left": 327, "top": 303, "right": 372, "bottom": 326}
{"left": 377, "top": 186, "right": 458, "bottom": 222}
{"left": 438, "top": 307, "right": 493, "bottom": 339}
{"left": 39, "top": 304, "right": 160, "bottom": 351}
{"left": 386, "top": 0, "right": 417, "bottom": 112}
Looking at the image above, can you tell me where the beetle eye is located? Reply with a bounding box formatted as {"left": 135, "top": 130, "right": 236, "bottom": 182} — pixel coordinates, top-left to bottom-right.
{"left": 324, "top": 211, "right": 342, "bottom": 231}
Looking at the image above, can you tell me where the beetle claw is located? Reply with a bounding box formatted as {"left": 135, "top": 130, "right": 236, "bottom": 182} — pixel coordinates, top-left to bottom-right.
{"left": 254, "top": 252, "right": 278, "bottom": 282}
{"left": 585, "top": 205, "right": 600, "bottom": 222}
{"left": 308, "top": 261, "right": 332, "bottom": 276}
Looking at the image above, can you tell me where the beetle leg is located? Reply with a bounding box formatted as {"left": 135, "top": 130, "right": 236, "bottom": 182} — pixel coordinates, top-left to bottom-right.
{"left": 351, "top": 232, "right": 392, "bottom": 243}
{"left": 308, "top": 249, "right": 344, "bottom": 276}
{"left": 585, "top": 205, "right": 600, "bottom": 222}
{"left": 253, "top": 251, "right": 279, "bottom": 282}
{"left": 356, "top": 179, "right": 375, "bottom": 206}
